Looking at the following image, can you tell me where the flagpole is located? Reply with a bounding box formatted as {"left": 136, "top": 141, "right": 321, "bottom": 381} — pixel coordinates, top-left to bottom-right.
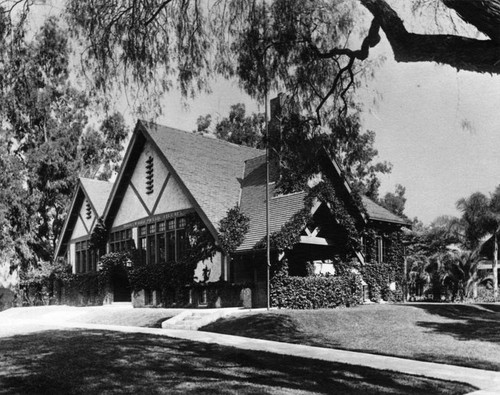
{"left": 265, "top": 89, "right": 270, "bottom": 311}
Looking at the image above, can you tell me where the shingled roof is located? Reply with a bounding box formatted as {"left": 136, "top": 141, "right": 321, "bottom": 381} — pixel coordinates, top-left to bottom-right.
{"left": 139, "top": 121, "right": 264, "bottom": 229}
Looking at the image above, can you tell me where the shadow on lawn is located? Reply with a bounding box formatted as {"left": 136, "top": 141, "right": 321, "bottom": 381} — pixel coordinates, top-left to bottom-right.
{"left": 201, "top": 313, "right": 338, "bottom": 348}
{"left": 0, "top": 329, "right": 471, "bottom": 395}
{"left": 404, "top": 303, "right": 500, "bottom": 345}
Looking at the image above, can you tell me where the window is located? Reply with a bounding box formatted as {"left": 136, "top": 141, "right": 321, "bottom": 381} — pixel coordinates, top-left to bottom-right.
{"left": 75, "top": 240, "right": 97, "bottom": 274}
{"left": 375, "top": 237, "right": 382, "bottom": 263}
{"left": 110, "top": 229, "right": 134, "bottom": 253}
{"left": 382, "top": 237, "right": 391, "bottom": 263}
{"left": 139, "top": 216, "right": 189, "bottom": 264}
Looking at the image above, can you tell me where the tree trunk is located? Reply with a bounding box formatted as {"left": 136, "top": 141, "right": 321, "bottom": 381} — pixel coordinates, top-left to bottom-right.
{"left": 494, "top": 231, "right": 498, "bottom": 299}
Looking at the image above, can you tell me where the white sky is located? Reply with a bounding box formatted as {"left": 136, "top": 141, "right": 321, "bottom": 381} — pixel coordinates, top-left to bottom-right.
{"left": 28, "top": 0, "right": 500, "bottom": 225}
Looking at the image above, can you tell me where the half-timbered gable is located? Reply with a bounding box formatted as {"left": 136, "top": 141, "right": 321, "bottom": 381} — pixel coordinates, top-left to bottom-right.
{"left": 55, "top": 178, "right": 113, "bottom": 273}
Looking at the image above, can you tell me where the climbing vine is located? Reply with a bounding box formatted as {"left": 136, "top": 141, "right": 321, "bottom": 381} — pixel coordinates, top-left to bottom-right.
{"left": 255, "top": 178, "right": 362, "bottom": 253}
{"left": 217, "top": 205, "right": 250, "bottom": 254}
{"left": 360, "top": 228, "right": 405, "bottom": 302}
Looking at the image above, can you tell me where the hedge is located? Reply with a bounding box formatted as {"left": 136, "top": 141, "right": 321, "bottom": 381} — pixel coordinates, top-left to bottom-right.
{"left": 270, "top": 271, "right": 363, "bottom": 309}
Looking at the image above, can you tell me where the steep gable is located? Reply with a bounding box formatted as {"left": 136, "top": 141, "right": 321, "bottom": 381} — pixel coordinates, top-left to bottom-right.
{"left": 136, "top": 121, "right": 264, "bottom": 235}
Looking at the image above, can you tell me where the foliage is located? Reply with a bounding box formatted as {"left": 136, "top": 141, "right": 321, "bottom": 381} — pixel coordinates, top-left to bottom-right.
{"left": 270, "top": 259, "right": 363, "bottom": 309}
{"left": 89, "top": 217, "right": 108, "bottom": 255}
{"left": 197, "top": 103, "right": 265, "bottom": 148}
{"left": 218, "top": 206, "right": 250, "bottom": 254}
{"left": 18, "top": 258, "right": 72, "bottom": 305}
{"left": 0, "top": 16, "right": 128, "bottom": 275}
{"left": 270, "top": 109, "right": 392, "bottom": 200}
{"left": 360, "top": 228, "right": 405, "bottom": 302}
{"left": 380, "top": 184, "right": 407, "bottom": 218}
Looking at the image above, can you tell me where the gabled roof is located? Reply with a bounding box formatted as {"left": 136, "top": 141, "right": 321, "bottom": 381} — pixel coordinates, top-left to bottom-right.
{"left": 103, "top": 120, "right": 264, "bottom": 238}
{"left": 54, "top": 178, "right": 114, "bottom": 258}
{"left": 237, "top": 152, "right": 408, "bottom": 251}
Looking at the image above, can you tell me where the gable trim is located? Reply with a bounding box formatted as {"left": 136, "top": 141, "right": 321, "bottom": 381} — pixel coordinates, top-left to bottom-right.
{"left": 152, "top": 172, "right": 171, "bottom": 215}
{"left": 54, "top": 182, "right": 84, "bottom": 259}
{"left": 78, "top": 212, "right": 91, "bottom": 235}
{"left": 129, "top": 180, "right": 152, "bottom": 217}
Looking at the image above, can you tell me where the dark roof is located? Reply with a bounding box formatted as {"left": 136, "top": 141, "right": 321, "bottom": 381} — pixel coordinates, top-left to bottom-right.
{"left": 140, "top": 121, "right": 264, "bottom": 228}
{"left": 80, "top": 178, "right": 114, "bottom": 216}
{"left": 361, "top": 196, "right": 409, "bottom": 225}
{"left": 237, "top": 155, "right": 408, "bottom": 251}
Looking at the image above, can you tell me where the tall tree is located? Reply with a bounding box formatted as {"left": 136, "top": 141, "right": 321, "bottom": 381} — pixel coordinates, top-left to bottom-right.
{"left": 0, "top": 15, "right": 128, "bottom": 270}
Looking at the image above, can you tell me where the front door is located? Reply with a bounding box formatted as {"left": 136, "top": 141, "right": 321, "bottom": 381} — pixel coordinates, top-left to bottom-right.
{"left": 112, "top": 265, "right": 131, "bottom": 302}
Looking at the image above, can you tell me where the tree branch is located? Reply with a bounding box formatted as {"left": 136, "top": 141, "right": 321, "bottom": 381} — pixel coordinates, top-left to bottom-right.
{"left": 145, "top": 0, "right": 173, "bottom": 26}
{"left": 360, "top": 0, "right": 500, "bottom": 74}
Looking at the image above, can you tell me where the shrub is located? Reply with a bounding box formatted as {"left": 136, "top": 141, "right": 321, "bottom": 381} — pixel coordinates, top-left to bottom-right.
{"left": 270, "top": 259, "right": 363, "bottom": 309}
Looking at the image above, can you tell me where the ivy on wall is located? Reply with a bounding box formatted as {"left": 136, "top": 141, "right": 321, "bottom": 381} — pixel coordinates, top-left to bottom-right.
{"left": 360, "top": 228, "right": 405, "bottom": 302}
{"left": 218, "top": 205, "right": 250, "bottom": 254}
{"left": 255, "top": 178, "right": 362, "bottom": 253}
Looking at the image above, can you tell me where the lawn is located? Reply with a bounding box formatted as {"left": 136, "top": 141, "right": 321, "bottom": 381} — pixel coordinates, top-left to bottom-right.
{"left": 201, "top": 303, "right": 500, "bottom": 371}
{"left": 0, "top": 329, "right": 475, "bottom": 394}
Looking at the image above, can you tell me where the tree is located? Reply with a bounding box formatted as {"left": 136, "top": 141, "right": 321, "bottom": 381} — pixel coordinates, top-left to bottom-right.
{"left": 0, "top": 16, "right": 127, "bottom": 272}
{"left": 381, "top": 184, "right": 407, "bottom": 217}
{"left": 456, "top": 187, "right": 500, "bottom": 299}
{"left": 196, "top": 103, "right": 265, "bottom": 148}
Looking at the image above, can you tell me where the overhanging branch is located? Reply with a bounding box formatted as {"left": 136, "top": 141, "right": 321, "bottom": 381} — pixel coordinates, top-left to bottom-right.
{"left": 360, "top": 0, "right": 500, "bottom": 74}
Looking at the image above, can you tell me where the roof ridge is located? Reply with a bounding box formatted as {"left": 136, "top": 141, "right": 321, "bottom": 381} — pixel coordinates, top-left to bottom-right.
{"left": 140, "top": 119, "right": 265, "bottom": 155}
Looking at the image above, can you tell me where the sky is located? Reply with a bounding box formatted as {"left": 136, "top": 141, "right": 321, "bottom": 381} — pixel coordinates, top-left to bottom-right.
{"left": 31, "top": 0, "right": 500, "bottom": 225}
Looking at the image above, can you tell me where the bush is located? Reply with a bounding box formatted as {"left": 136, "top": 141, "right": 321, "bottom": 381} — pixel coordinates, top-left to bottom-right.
{"left": 270, "top": 260, "right": 363, "bottom": 309}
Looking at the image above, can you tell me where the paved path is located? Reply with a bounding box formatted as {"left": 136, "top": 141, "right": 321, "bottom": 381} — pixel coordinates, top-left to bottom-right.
{"left": 1, "top": 306, "right": 500, "bottom": 394}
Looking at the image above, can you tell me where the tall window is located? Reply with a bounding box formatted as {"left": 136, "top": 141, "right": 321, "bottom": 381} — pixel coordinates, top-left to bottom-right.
{"left": 382, "top": 237, "right": 391, "bottom": 263}
{"left": 75, "top": 240, "right": 97, "bottom": 274}
{"left": 139, "top": 216, "right": 188, "bottom": 264}
{"left": 138, "top": 225, "right": 147, "bottom": 263}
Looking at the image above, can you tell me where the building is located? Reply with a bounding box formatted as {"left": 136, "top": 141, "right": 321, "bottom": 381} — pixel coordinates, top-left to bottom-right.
{"left": 55, "top": 119, "right": 408, "bottom": 307}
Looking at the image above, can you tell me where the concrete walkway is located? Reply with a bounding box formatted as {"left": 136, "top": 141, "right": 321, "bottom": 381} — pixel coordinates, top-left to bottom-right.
{"left": 1, "top": 317, "right": 499, "bottom": 394}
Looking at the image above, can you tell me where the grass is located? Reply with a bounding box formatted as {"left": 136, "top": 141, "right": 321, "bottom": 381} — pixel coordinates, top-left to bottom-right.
{"left": 201, "top": 303, "right": 500, "bottom": 371}
{"left": 0, "top": 328, "right": 475, "bottom": 394}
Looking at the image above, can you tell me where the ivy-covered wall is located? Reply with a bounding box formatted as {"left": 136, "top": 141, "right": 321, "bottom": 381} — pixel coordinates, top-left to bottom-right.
{"left": 360, "top": 227, "right": 405, "bottom": 302}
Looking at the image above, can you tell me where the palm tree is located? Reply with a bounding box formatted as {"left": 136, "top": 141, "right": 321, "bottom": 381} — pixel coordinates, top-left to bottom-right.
{"left": 456, "top": 187, "right": 500, "bottom": 299}
{"left": 438, "top": 247, "right": 484, "bottom": 301}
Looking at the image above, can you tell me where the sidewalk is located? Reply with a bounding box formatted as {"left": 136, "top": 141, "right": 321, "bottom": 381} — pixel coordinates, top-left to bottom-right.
{"left": 6, "top": 318, "right": 499, "bottom": 393}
